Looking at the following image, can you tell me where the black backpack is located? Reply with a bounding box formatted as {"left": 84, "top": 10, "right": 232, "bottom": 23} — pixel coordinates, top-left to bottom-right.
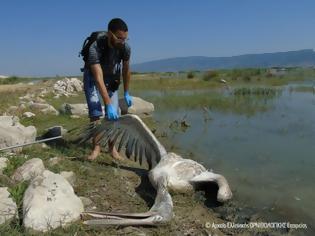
{"left": 79, "top": 31, "right": 107, "bottom": 63}
{"left": 79, "top": 31, "right": 124, "bottom": 91}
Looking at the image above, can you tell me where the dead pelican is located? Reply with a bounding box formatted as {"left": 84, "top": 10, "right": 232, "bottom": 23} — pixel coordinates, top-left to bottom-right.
{"left": 75, "top": 114, "right": 232, "bottom": 225}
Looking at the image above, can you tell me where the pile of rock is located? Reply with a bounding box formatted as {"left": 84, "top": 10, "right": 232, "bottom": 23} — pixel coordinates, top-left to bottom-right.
{"left": 53, "top": 77, "right": 83, "bottom": 97}
{"left": 4, "top": 94, "right": 59, "bottom": 116}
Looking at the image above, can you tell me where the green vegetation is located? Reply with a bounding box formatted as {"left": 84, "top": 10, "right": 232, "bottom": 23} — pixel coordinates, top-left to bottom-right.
{"left": 290, "top": 85, "right": 315, "bottom": 93}
{"left": 0, "top": 90, "right": 26, "bottom": 112}
{"left": 22, "top": 114, "right": 87, "bottom": 136}
{"left": 2, "top": 155, "right": 28, "bottom": 177}
{"left": 130, "top": 76, "right": 222, "bottom": 91}
{"left": 0, "top": 76, "right": 20, "bottom": 85}
{"left": 8, "top": 181, "right": 29, "bottom": 208}
{"left": 233, "top": 87, "right": 279, "bottom": 96}
{"left": 187, "top": 71, "right": 195, "bottom": 79}
{"left": 0, "top": 76, "right": 59, "bottom": 85}
{"left": 202, "top": 70, "right": 219, "bottom": 81}
{"left": 142, "top": 90, "right": 274, "bottom": 116}
{"left": 129, "top": 67, "right": 315, "bottom": 91}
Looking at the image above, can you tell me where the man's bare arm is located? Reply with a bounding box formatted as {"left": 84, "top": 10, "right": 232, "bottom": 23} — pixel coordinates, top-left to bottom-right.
{"left": 90, "top": 64, "right": 111, "bottom": 105}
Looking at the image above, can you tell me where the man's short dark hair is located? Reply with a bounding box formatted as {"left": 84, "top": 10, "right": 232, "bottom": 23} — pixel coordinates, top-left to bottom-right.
{"left": 108, "top": 18, "right": 128, "bottom": 32}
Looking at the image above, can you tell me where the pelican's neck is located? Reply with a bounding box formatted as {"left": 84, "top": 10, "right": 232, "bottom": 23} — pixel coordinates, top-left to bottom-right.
{"left": 150, "top": 176, "right": 173, "bottom": 221}
{"left": 133, "top": 114, "right": 168, "bottom": 158}
{"left": 157, "top": 144, "right": 167, "bottom": 160}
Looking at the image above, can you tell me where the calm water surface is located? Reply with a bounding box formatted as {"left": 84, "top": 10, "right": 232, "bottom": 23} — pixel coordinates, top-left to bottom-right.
{"left": 137, "top": 83, "right": 315, "bottom": 231}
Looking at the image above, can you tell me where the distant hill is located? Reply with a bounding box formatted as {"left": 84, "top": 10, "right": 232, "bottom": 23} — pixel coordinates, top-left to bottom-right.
{"left": 132, "top": 49, "right": 315, "bottom": 72}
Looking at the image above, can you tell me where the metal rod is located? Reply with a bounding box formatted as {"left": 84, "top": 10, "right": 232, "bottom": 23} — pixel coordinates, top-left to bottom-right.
{"left": 0, "top": 136, "right": 63, "bottom": 151}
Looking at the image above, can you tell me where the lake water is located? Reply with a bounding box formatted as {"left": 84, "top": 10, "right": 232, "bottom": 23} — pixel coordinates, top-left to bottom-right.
{"left": 136, "top": 82, "right": 315, "bottom": 233}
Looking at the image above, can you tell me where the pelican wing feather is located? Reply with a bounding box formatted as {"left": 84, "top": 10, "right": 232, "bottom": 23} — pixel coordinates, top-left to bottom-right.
{"left": 72, "top": 114, "right": 167, "bottom": 169}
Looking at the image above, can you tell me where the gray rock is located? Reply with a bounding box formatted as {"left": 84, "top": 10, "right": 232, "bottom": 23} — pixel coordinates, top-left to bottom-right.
{"left": 19, "top": 103, "right": 26, "bottom": 110}
{"left": 0, "top": 116, "right": 36, "bottom": 152}
{"left": 60, "top": 171, "right": 76, "bottom": 186}
{"left": 79, "top": 197, "right": 93, "bottom": 208}
{"left": 48, "top": 157, "right": 62, "bottom": 166}
{"left": 39, "top": 89, "right": 49, "bottom": 96}
{"left": 7, "top": 106, "right": 19, "bottom": 113}
{"left": 0, "top": 187, "right": 18, "bottom": 225}
{"left": 19, "top": 93, "right": 34, "bottom": 101}
{"left": 41, "top": 106, "right": 59, "bottom": 115}
{"left": 23, "top": 170, "right": 84, "bottom": 232}
{"left": 53, "top": 94, "right": 61, "bottom": 99}
{"left": 11, "top": 158, "right": 45, "bottom": 182}
{"left": 34, "top": 97, "right": 46, "bottom": 103}
{"left": 0, "top": 158, "right": 8, "bottom": 174}
{"left": 23, "top": 112, "right": 35, "bottom": 118}
{"left": 29, "top": 102, "right": 50, "bottom": 110}
{"left": 41, "top": 143, "right": 50, "bottom": 149}
{"left": 119, "top": 96, "right": 154, "bottom": 117}
{"left": 60, "top": 103, "right": 88, "bottom": 116}
{"left": 28, "top": 102, "right": 59, "bottom": 115}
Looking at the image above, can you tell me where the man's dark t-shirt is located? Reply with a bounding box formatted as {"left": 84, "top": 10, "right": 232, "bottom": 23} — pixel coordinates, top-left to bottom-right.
{"left": 85, "top": 32, "right": 131, "bottom": 85}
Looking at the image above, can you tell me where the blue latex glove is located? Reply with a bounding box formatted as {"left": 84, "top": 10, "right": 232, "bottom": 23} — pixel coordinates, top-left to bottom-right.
{"left": 106, "top": 104, "right": 119, "bottom": 120}
{"left": 124, "top": 91, "right": 133, "bottom": 107}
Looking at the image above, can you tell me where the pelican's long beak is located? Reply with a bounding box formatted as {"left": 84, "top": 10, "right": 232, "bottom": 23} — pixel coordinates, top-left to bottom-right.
{"left": 81, "top": 175, "right": 173, "bottom": 226}
{"left": 81, "top": 211, "right": 163, "bottom": 226}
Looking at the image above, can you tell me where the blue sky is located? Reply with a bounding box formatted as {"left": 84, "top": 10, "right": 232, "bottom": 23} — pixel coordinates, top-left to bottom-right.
{"left": 1, "top": 0, "right": 315, "bottom": 76}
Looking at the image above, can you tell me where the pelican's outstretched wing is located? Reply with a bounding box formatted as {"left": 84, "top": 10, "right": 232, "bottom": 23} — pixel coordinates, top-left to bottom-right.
{"left": 66, "top": 121, "right": 98, "bottom": 144}
{"left": 74, "top": 114, "right": 167, "bottom": 169}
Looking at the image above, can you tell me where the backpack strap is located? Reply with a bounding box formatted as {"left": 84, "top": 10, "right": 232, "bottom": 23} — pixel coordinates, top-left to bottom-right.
{"left": 79, "top": 31, "right": 107, "bottom": 62}
{"left": 79, "top": 37, "right": 91, "bottom": 57}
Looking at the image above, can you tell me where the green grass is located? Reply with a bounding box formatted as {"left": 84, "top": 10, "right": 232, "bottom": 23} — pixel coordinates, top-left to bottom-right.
{"left": 129, "top": 68, "right": 315, "bottom": 91}
{"left": 8, "top": 181, "right": 29, "bottom": 207}
{"left": 233, "top": 87, "right": 279, "bottom": 96}
{"left": 2, "top": 155, "right": 29, "bottom": 177}
{"left": 0, "top": 76, "right": 59, "bottom": 85}
{"left": 202, "top": 70, "right": 220, "bottom": 81}
{"left": 130, "top": 77, "right": 223, "bottom": 91}
{"left": 0, "top": 76, "right": 69, "bottom": 85}
{"left": 140, "top": 89, "right": 277, "bottom": 116}
{"left": 0, "top": 90, "right": 28, "bottom": 113}
{"left": 20, "top": 114, "right": 87, "bottom": 136}
{"left": 290, "top": 85, "right": 315, "bottom": 93}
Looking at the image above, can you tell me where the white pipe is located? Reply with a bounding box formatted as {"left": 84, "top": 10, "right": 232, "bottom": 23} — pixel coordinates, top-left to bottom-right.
{"left": 0, "top": 136, "right": 63, "bottom": 151}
